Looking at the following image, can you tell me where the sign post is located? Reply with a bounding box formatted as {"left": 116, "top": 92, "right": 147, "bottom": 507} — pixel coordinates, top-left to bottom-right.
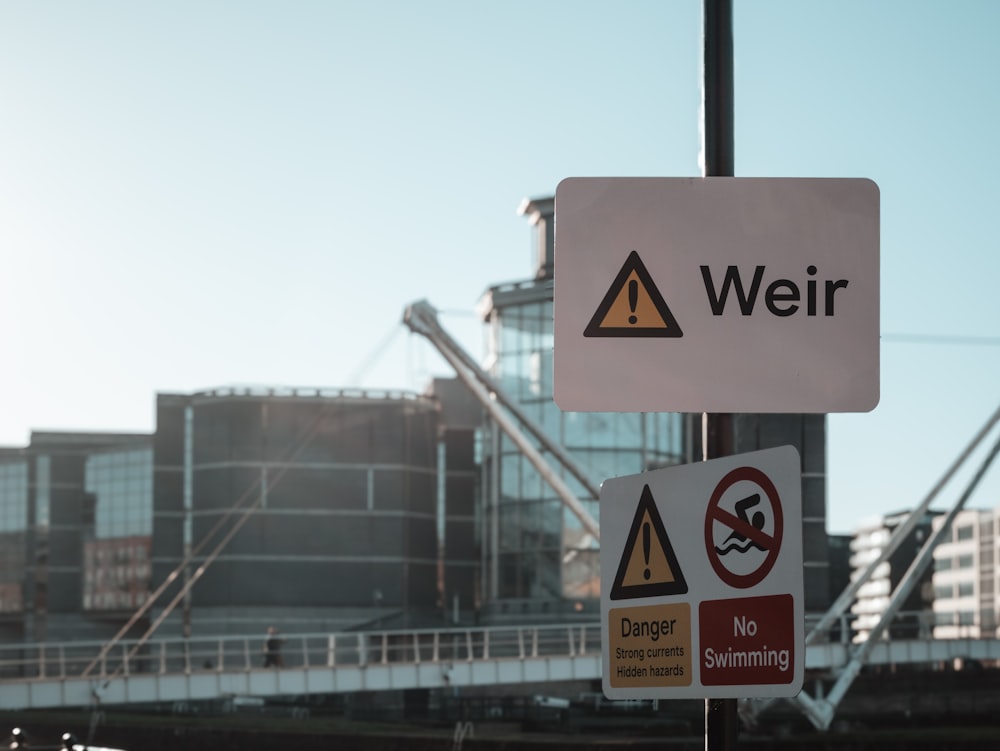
{"left": 703, "top": 5, "right": 741, "bottom": 746}
{"left": 555, "top": 4, "right": 878, "bottom": 749}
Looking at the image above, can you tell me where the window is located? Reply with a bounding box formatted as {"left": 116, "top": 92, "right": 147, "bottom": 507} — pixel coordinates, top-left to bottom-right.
{"left": 958, "top": 581, "right": 975, "bottom": 597}
{"left": 935, "top": 557, "right": 953, "bottom": 571}
{"left": 0, "top": 462, "right": 28, "bottom": 532}
{"left": 935, "top": 611, "right": 955, "bottom": 626}
{"left": 958, "top": 554, "right": 975, "bottom": 569}
{"left": 934, "top": 584, "right": 953, "bottom": 599}
{"left": 956, "top": 525, "right": 974, "bottom": 541}
{"left": 484, "top": 290, "right": 685, "bottom": 604}
{"left": 35, "top": 455, "right": 50, "bottom": 529}
{"left": 86, "top": 448, "right": 153, "bottom": 538}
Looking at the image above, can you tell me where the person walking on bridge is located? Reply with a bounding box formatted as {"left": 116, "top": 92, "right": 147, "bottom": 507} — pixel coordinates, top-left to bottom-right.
{"left": 263, "top": 626, "right": 284, "bottom": 668}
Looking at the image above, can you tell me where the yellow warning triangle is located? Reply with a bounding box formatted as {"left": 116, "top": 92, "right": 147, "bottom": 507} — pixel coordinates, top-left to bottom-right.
{"left": 584, "top": 251, "right": 683, "bottom": 338}
{"left": 610, "top": 484, "right": 688, "bottom": 600}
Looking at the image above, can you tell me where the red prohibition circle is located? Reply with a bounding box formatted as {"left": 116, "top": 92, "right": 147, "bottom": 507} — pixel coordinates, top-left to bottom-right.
{"left": 704, "top": 466, "right": 783, "bottom": 589}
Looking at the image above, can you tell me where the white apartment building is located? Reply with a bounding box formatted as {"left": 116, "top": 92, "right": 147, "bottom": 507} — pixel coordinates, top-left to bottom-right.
{"left": 849, "top": 520, "right": 892, "bottom": 642}
{"left": 932, "top": 508, "right": 999, "bottom": 639}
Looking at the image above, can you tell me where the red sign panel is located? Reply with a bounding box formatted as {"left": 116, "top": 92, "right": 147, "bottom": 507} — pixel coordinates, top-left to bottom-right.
{"left": 699, "top": 594, "right": 794, "bottom": 686}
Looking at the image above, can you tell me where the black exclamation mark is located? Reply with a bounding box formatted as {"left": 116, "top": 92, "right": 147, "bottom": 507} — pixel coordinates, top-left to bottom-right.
{"left": 628, "top": 279, "right": 638, "bottom": 324}
{"left": 642, "top": 521, "right": 651, "bottom": 580}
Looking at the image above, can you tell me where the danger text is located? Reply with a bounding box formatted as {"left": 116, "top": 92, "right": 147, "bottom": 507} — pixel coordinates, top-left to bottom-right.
{"left": 620, "top": 616, "right": 677, "bottom": 642}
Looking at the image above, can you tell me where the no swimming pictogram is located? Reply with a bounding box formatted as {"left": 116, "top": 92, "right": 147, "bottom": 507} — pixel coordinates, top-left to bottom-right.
{"left": 704, "top": 466, "right": 783, "bottom": 589}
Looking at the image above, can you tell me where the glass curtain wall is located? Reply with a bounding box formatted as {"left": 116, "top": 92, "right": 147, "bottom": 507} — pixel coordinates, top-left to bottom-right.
{"left": 0, "top": 459, "right": 28, "bottom": 613}
{"left": 481, "top": 283, "right": 685, "bottom": 605}
{"left": 83, "top": 447, "right": 153, "bottom": 611}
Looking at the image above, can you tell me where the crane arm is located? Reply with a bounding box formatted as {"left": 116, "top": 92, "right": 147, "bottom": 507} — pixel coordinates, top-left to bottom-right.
{"left": 403, "top": 299, "right": 600, "bottom": 541}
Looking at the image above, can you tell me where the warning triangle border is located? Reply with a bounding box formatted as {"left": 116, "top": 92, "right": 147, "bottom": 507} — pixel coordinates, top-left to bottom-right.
{"left": 610, "top": 484, "right": 688, "bottom": 600}
{"left": 583, "top": 250, "right": 684, "bottom": 338}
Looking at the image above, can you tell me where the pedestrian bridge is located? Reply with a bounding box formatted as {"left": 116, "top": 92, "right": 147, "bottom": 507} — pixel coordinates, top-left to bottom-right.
{"left": 3, "top": 620, "right": 1000, "bottom": 713}
{"left": 1, "top": 623, "right": 600, "bottom": 711}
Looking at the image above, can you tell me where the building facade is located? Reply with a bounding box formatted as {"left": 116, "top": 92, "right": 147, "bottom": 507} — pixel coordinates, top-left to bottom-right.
{"left": 0, "top": 385, "right": 478, "bottom": 644}
{"left": 932, "top": 507, "right": 999, "bottom": 639}
{"left": 0, "top": 450, "right": 28, "bottom": 635}
{"left": 0, "top": 433, "right": 152, "bottom": 643}
{"left": 152, "top": 386, "right": 476, "bottom": 636}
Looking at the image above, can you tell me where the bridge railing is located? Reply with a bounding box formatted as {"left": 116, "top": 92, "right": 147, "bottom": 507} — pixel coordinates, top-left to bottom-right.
{"left": 3, "top": 609, "right": 988, "bottom": 685}
{"left": 0, "top": 623, "right": 602, "bottom": 683}
{"left": 801, "top": 608, "right": 988, "bottom": 645}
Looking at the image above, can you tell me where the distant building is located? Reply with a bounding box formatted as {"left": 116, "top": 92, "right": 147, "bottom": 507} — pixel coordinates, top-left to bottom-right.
{"left": 151, "top": 385, "right": 477, "bottom": 636}
{"left": 849, "top": 509, "right": 940, "bottom": 642}
{"left": 0, "top": 432, "right": 152, "bottom": 643}
{"left": 0, "top": 449, "right": 28, "bottom": 628}
{"left": 0, "top": 385, "right": 480, "bottom": 645}
{"left": 932, "top": 507, "right": 999, "bottom": 639}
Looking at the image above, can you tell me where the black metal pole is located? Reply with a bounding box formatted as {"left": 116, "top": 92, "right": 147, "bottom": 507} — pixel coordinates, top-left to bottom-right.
{"left": 702, "top": 0, "right": 737, "bottom": 749}
{"left": 703, "top": 0, "right": 734, "bottom": 178}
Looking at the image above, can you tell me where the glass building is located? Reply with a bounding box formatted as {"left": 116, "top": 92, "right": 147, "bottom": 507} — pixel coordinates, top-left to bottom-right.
{"left": 0, "top": 452, "right": 28, "bottom": 618}
{"left": 476, "top": 197, "right": 692, "bottom": 617}
{"left": 0, "top": 433, "right": 153, "bottom": 642}
{"left": 152, "top": 386, "right": 477, "bottom": 635}
{"left": 82, "top": 445, "right": 154, "bottom": 613}
{"left": 0, "top": 385, "right": 479, "bottom": 644}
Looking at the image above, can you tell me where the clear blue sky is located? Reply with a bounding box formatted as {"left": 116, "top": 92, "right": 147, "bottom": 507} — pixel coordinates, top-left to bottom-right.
{"left": 1, "top": 1, "right": 998, "bottom": 534}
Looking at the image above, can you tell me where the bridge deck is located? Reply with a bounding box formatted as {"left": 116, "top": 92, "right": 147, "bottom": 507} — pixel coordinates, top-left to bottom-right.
{"left": 2, "top": 624, "right": 999, "bottom": 711}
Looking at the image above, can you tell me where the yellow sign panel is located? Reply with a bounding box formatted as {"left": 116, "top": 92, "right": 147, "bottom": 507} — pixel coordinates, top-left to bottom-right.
{"left": 583, "top": 250, "right": 683, "bottom": 337}
{"left": 609, "top": 602, "right": 692, "bottom": 688}
{"left": 610, "top": 484, "right": 687, "bottom": 600}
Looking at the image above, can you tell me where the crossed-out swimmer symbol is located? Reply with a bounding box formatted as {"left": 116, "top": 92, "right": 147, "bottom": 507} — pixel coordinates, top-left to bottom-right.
{"left": 715, "top": 494, "right": 766, "bottom": 555}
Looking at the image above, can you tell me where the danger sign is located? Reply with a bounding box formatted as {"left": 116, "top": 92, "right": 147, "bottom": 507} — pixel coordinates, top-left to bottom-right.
{"left": 600, "top": 445, "right": 803, "bottom": 700}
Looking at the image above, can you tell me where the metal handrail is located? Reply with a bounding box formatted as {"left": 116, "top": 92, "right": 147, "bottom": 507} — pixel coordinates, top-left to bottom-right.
{"left": 0, "top": 623, "right": 604, "bottom": 684}
{"left": 2, "top": 610, "right": 993, "bottom": 686}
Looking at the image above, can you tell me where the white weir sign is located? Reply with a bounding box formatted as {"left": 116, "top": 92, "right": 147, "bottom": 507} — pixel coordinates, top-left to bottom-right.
{"left": 553, "top": 177, "right": 880, "bottom": 413}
